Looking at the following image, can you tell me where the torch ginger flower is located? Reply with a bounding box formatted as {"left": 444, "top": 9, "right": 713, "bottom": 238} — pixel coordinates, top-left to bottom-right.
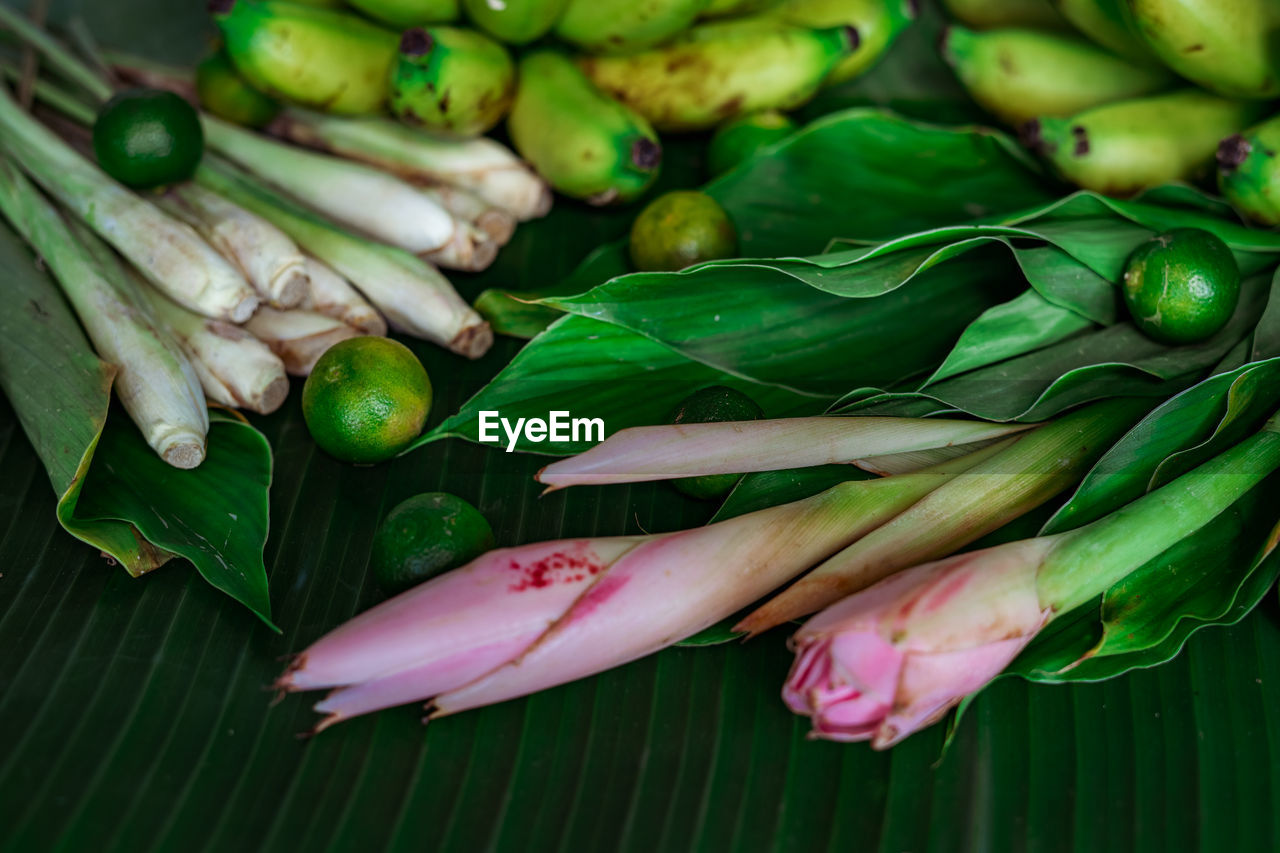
{"left": 279, "top": 444, "right": 1006, "bottom": 731}
{"left": 785, "top": 411, "right": 1280, "bottom": 746}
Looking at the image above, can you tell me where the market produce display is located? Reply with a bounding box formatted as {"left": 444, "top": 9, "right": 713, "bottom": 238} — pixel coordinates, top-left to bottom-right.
{"left": 7, "top": 0, "right": 1280, "bottom": 848}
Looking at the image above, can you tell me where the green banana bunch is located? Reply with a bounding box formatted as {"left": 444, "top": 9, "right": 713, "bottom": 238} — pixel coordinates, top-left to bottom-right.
{"left": 389, "top": 26, "right": 514, "bottom": 136}
{"left": 1129, "top": 0, "right": 1280, "bottom": 99}
{"left": 580, "top": 23, "right": 857, "bottom": 131}
{"left": 940, "top": 0, "right": 1067, "bottom": 29}
{"left": 508, "top": 51, "right": 662, "bottom": 204}
{"left": 1218, "top": 115, "right": 1280, "bottom": 225}
{"left": 1050, "top": 0, "right": 1155, "bottom": 63}
{"left": 555, "top": 0, "right": 710, "bottom": 55}
{"left": 942, "top": 26, "right": 1172, "bottom": 126}
{"left": 761, "top": 0, "right": 916, "bottom": 84}
{"left": 1024, "top": 90, "right": 1266, "bottom": 195}
{"left": 461, "top": 0, "right": 569, "bottom": 44}
{"left": 210, "top": 0, "right": 398, "bottom": 115}
{"left": 702, "top": 0, "right": 783, "bottom": 17}
{"left": 347, "top": 0, "right": 460, "bottom": 27}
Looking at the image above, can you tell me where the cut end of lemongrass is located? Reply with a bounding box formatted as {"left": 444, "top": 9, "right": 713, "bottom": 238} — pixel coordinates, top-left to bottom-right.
{"left": 422, "top": 230, "right": 499, "bottom": 272}
{"left": 228, "top": 291, "right": 261, "bottom": 324}
{"left": 475, "top": 210, "right": 516, "bottom": 246}
{"left": 159, "top": 436, "right": 207, "bottom": 470}
{"left": 271, "top": 264, "right": 310, "bottom": 309}
{"left": 257, "top": 375, "right": 290, "bottom": 415}
{"left": 450, "top": 321, "right": 493, "bottom": 360}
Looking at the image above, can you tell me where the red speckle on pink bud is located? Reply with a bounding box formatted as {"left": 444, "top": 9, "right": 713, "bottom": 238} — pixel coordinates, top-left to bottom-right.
{"left": 508, "top": 544, "right": 604, "bottom": 592}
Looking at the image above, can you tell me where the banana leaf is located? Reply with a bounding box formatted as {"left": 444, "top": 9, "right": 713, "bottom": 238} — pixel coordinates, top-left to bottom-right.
{"left": 10, "top": 3, "right": 1280, "bottom": 851}
{"left": 0, "top": 219, "right": 275, "bottom": 626}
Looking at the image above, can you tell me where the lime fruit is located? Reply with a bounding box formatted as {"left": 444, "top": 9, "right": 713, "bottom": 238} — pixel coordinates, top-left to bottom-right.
{"left": 370, "top": 492, "right": 496, "bottom": 593}
{"left": 629, "top": 190, "right": 738, "bottom": 272}
{"left": 301, "top": 337, "right": 433, "bottom": 463}
{"left": 707, "top": 110, "right": 795, "bottom": 177}
{"left": 92, "top": 88, "right": 204, "bottom": 189}
{"left": 196, "top": 51, "right": 281, "bottom": 129}
{"left": 1122, "top": 228, "right": 1240, "bottom": 345}
{"left": 669, "top": 385, "right": 764, "bottom": 500}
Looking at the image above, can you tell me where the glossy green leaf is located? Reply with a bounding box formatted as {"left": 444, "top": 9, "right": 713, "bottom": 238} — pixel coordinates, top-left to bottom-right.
{"left": 74, "top": 410, "right": 276, "bottom": 629}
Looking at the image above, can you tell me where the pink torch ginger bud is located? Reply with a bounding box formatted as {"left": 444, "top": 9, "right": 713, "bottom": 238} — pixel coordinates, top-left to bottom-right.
{"left": 784, "top": 536, "right": 1056, "bottom": 747}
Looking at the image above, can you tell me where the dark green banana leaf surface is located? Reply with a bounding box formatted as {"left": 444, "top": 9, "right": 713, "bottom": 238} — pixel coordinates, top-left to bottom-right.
{"left": 5, "top": 2, "right": 1280, "bottom": 852}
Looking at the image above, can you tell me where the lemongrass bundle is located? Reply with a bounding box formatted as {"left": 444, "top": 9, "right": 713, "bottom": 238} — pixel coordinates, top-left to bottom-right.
{"left": 202, "top": 116, "right": 497, "bottom": 272}
{"left": 270, "top": 108, "right": 552, "bottom": 221}
{"left": 244, "top": 307, "right": 363, "bottom": 376}
{"left": 137, "top": 285, "right": 290, "bottom": 415}
{"left": 0, "top": 156, "right": 208, "bottom": 468}
{"left": 156, "top": 182, "right": 309, "bottom": 309}
{"left": 0, "top": 85, "right": 258, "bottom": 322}
{"left": 199, "top": 156, "right": 492, "bottom": 359}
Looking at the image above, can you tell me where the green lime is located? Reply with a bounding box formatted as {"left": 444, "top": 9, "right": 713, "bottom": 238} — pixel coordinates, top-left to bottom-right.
{"left": 196, "top": 51, "right": 281, "bottom": 129}
{"left": 669, "top": 385, "right": 764, "bottom": 500}
{"left": 92, "top": 88, "right": 204, "bottom": 189}
{"left": 629, "top": 190, "right": 738, "bottom": 272}
{"left": 301, "top": 337, "right": 433, "bottom": 463}
{"left": 707, "top": 110, "right": 795, "bottom": 177}
{"left": 370, "top": 492, "right": 496, "bottom": 593}
{"left": 1122, "top": 228, "right": 1240, "bottom": 345}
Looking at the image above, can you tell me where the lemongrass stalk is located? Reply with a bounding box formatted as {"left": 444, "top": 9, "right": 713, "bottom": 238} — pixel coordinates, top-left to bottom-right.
{"left": 785, "top": 412, "right": 1280, "bottom": 746}
{"left": 156, "top": 182, "right": 309, "bottom": 308}
{"left": 280, "top": 442, "right": 1010, "bottom": 729}
{"left": 536, "top": 416, "right": 1033, "bottom": 490}
{"left": 0, "top": 157, "right": 208, "bottom": 467}
{"left": 137, "top": 285, "right": 289, "bottom": 415}
{"left": 298, "top": 256, "right": 387, "bottom": 335}
{"left": 0, "top": 86, "right": 258, "bottom": 322}
{"left": 201, "top": 115, "right": 496, "bottom": 271}
{"left": 198, "top": 156, "right": 492, "bottom": 358}
{"left": 419, "top": 184, "right": 516, "bottom": 246}
{"left": 0, "top": 5, "right": 113, "bottom": 102}
{"left": 738, "top": 399, "right": 1145, "bottom": 635}
{"left": 270, "top": 108, "right": 552, "bottom": 221}
{"left": 244, "top": 307, "right": 363, "bottom": 376}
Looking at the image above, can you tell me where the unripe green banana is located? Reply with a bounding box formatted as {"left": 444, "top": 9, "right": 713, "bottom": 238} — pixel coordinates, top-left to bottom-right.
{"left": 1129, "top": 0, "right": 1280, "bottom": 99}
{"left": 761, "top": 0, "right": 916, "bottom": 83}
{"left": 555, "top": 0, "right": 711, "bottom": 55}
{"left": 702, "top": 0, "right": 783, "bottom": 17}
{"left": 508, "top": 51, "right": 662, "bottom": 204}
{"left": 347, "top": 0, "right": 460, "bottom": 27}
{"left": 580, "top": 23, "right": 856, "bottom": 131}
{"left": 940, "top": 0, "right": 1067, "bottom": 29}
{"left": 941, "top": 26, "right": 1172, "bottom": 127}
{"left": 196, "top": 50, "right": 281, "bottom": 129}
{"left": 461, "top": 0, "right": 569, "bottom": 44}
{"left": 1023, "top": 90, "right": 1266, "bottom": 195}
{"left": 1050, "top": 0, "right": 1155, "bottom": 63}
{"left": 708, "top": 110, "right": 795, "bottom": 175}
{"left": 1218, "top": 115, "right": 1280, "bottom": 225}
{"left": 210, "top": 0, "right": 398, "bottom": 114}
{"left": 388, "top": 27, "right": 514, "bottom": 137}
